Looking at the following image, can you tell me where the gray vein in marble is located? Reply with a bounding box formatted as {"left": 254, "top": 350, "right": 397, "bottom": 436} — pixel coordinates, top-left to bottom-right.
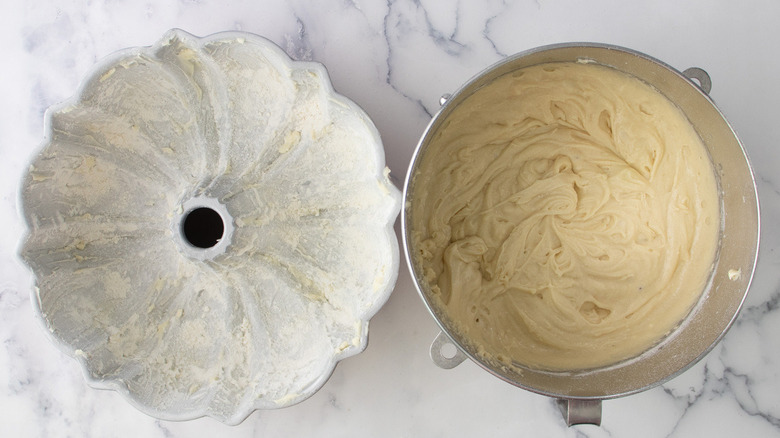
{"left": 725, "top": 370, "right": 780, "bottom": 429}
{"left": 327, "top": 391, "right": 342, "bottom": 410}
{"left": 739, "top": 284, "right": 780, "bottom": 320}
{"left": 662, "top": 376, "right": 705, "bottom": 426}
{"left": 662, "top": 365, "right": 718, "bottom": 438}
{"left": 661, "top": 356, "right": 780, "bottom": 437}
{"left": 482, "top": 22, "right": 508, "bottom": 58}
{"left": 285, "top": 17, "right": 313, "bottom": 62}
{"left": 382, "top": 0, "right": 437, "bottom": 118}
{"left": 481, "top": 3, "right": 511, "bottom": 59}
{"left": 412, "top": 0, "right": 467, "bottom": 57}
{"left": 154, "top": 420, "right": 176, "bottom": 438}
{"left": 759, "top": 174, "right": 780, "bottom": 197}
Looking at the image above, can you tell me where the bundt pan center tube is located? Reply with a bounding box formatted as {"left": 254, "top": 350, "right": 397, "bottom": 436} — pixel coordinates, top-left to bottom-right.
{"left": 402, "top": 43, "right": 759, "bottom": 426}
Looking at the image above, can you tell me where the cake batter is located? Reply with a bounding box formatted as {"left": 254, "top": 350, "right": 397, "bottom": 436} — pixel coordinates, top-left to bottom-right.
{"left": 410, "top": 62, "right": 720, "bottom": 370}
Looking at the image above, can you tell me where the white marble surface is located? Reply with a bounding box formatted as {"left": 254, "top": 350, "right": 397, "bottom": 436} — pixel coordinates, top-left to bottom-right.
{"left": 2, "top": 0, "right": 780, "bottom": 436}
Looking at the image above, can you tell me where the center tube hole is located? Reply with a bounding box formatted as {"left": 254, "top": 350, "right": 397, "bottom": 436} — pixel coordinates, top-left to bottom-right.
{"left": 182, "top": 207, "right": 225, "bottom": 249}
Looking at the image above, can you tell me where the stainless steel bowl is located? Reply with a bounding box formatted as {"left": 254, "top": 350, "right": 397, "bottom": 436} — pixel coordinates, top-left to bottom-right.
{"left": 401, "top": 43, "right": 760, "bottom": 426}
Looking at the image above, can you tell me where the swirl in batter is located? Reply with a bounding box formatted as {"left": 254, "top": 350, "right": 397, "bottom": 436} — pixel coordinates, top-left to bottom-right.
{"left": 410, "top": 62, "right": 720, "bottom": 371}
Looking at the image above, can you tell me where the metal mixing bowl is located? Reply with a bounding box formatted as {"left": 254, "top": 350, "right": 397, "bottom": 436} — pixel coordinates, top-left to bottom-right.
{"left": 402, "top": 43, "right": 760, "bottom": 426}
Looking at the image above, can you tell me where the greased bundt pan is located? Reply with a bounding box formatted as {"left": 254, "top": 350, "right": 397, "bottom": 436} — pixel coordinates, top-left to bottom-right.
{"left": 20, "top": 29, "right": 401, "bottom": 425}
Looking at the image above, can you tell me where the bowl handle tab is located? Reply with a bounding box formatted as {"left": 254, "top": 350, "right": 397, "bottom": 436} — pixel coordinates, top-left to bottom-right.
{"left": 430, "top": 331, "right": 468, "bottom": 369}
{"left": 556, "top": 398, "right": 602, "bottom": 426}
{"left": 683, "top": 67, "right": 712, "bottom": 94}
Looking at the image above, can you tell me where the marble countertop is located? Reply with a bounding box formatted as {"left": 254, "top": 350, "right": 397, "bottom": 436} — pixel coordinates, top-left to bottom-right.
{"left": 3, "top": 0, "right": 780, "bottom": 436}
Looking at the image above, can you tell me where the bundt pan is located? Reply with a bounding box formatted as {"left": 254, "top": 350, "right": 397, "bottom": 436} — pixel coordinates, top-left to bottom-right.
{"left": 20, "top": 29, "right": 401, "bottom": 425}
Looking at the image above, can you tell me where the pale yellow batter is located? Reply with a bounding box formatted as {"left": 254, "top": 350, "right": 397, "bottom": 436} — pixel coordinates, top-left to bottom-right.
{"left": 410, "top": 62, "right": 720, "bottom": 371}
